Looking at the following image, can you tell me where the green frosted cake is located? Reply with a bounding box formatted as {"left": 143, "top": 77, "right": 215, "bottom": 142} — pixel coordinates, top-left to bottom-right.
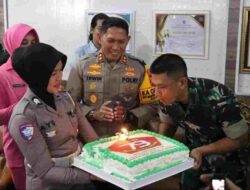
{"left": 81, "top": 130, "right": 189, "bottom": 181}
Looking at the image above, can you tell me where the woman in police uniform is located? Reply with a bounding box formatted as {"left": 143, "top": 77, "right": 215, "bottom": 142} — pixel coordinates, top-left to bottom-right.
{"left": 8, "top": 43, "right": 99, "bottom": 190}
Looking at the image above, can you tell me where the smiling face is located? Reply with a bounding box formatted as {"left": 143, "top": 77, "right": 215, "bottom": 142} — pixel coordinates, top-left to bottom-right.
{"left": 47, "top": 61, "right": 63, "bottom": 94}
{"left": 150, "top": 73, "right": 188, "bottom": 105}
{"left": 100, "top": 26, "right": 130, "bottom": 62}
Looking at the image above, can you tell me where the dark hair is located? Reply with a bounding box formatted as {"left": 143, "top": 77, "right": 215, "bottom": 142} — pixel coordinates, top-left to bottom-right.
{"left": 0, "top": 43, "right": 9, "bottom": 65}
{"left": 12, "top": 43, "right": 67, "bottom": 90}
{"left": 89, "top": 13, "right": 109, "bottom": 41}
{"left": 101, "top": 17, "right": 129, "bottom": 35}
{"left": 150, "top": 53, "right": 187, "bottom": 79}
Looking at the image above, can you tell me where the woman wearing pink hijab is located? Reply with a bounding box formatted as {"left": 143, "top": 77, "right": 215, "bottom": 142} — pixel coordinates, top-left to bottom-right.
{"left": 0, "top": 23, "right": 39, "bottom": 190}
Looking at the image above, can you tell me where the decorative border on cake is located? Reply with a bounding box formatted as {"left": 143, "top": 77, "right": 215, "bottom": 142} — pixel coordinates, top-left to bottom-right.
{"left": 84, "top": 130, "right": 189, "bottom": 168}
{"left": 111, "top": 160, "right": 183, "bottom": 182}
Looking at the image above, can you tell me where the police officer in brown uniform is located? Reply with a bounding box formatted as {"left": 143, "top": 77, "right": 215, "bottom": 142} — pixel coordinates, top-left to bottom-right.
{"left": 8, "top": 43, "right": 99, "bottom": 190}
{"left": 67, "top": 17, "right": 156, "bottom": 137}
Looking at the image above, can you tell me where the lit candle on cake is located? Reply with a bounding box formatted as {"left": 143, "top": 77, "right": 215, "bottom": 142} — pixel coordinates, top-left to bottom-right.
{"left": 121, "top": 128, "right": 128, "bottom": 136}
{"left": 116, "top": 128, "right": 129, "bottom": 140}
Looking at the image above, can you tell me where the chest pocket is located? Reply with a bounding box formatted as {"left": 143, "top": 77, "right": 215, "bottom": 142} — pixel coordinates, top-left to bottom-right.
{"left": 34, "top": 108, "right": 60, "bottom": 147}
{"left": 40, "top": 119, "right": 57, "bottom": 142}
{"left": 120, "top": 75, "right": 140, "bottom": 96}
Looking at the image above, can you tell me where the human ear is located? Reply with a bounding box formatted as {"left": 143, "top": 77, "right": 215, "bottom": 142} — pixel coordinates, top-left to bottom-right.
{"left": 178, "top": 77, "right": 188, "bottom": 89}
{"left": 97, "top": 33, "right": 102, "bottom": 45}
{"left": 127, "top": 35, "right": 131, "bottom": 42}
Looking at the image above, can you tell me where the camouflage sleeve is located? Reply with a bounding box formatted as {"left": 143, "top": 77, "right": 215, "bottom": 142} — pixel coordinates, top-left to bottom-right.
{"left": 216, "top": 87, "right": 248, "bottom": 139}
{"left": 9, "top": 114, "right": 90, "bottom": 185}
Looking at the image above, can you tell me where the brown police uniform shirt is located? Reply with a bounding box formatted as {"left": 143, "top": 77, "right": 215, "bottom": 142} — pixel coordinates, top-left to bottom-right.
{"left": 66, "top": 52, "right": 156, "bottom": 136}
{"left": 8, "top": 89, "right": 97, "bottom": 190}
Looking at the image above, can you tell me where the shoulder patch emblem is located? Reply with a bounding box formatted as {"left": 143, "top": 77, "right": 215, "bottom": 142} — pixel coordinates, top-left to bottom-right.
{"left": 32, "top": 97, "right": 42, "bottom": 105}
{"left": 19, "top": 123, "right": 34, "bottom": 141}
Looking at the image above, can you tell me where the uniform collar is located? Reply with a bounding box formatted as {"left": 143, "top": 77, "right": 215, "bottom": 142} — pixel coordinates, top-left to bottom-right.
{"left": 25, "top": 88, "right": 45, "bottom": 107}
{"left": 168, "top": 78, "right": 199, "bottom": 114}
{"left": 187, "top": 77, "right": 200, "bottom": 106}
{"left": 25, "top": 88, "right": 60, "bottom": 113}
{"left": 97, "top": 52, "right": 128, "bottom": 65}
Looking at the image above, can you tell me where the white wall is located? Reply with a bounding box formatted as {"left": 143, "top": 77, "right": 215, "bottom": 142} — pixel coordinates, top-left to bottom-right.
{"left": 235, "top": 0, "right": 250, "bottom": 95}
{"left": 5, "top": 0, "right": 229, "bottom": 83}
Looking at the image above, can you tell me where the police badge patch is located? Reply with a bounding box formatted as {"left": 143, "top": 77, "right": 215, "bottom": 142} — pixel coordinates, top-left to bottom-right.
{"left": 89, "top": 83, "right": 97, "bottom": 90}
{"left": 89, "top": 94, "right": 98, "bottom": 103}
{"left": 19, "top": 123, "right": 34, "bottom": 141}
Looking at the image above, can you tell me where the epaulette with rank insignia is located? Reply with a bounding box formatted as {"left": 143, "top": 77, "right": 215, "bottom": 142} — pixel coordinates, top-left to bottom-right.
{"left": 97, "top": 52, "right": 105, "bottom": 63}
{"left": 79, "top": 53, "right": 94, "bottom": 61}
{"left": 127, "top": 55, "right": 146, "bottom": 67}
{"left": 121, "top": 55, "right": 127, "bottom": 64}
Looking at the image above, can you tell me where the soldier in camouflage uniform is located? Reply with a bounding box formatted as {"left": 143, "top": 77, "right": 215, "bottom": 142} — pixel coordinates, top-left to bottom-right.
{"left": 67, "top": 17, "right": 156, "bottom": 137}
{"left": 150, "top": 53, "right": 249, "bottom": 190}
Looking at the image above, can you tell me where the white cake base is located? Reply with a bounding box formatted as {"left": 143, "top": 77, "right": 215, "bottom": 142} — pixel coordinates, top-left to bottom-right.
{"left": 73, "top": 156, "right": 194, "bottom": 190}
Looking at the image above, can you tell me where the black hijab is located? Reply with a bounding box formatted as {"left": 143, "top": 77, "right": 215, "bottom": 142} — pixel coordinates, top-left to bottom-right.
{"left": 12, "top": 43, "right": 67, "bottom": 110}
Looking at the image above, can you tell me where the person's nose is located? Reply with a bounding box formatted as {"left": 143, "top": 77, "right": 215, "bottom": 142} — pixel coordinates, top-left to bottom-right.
{"left": 112, "top": 42, "right": 120, "bottom": 51}
{"left": 57, "top": 72, "right": 62, "bottom": 81}
{"left": 27, "top": 41, "right": 34, "bottom": 47}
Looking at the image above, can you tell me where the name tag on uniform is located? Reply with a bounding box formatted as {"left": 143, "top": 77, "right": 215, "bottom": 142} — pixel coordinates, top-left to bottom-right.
{"left": 12, "top": 83, "right": 25, "bottom": 88}
{"left": 122, "top": 77, "right": 138, "bottom": 83}
{"left": 86, "top": 76, "right": 102, "bottom": 81}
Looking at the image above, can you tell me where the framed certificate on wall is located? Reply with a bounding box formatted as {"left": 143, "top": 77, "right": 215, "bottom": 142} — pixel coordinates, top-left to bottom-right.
{"left": 153, "top": 10, "right": 210, "bottom": 59}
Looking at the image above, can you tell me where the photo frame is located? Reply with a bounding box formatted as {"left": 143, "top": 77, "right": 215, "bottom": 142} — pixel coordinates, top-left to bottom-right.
{"left": 153, "top": 10, "right": 210, "bottom": 59}
{"left": 86, "top": 10, "right": 135, "bottom": 55}
{"left": 239, "top": 7, "right": 250, "bottom": 73}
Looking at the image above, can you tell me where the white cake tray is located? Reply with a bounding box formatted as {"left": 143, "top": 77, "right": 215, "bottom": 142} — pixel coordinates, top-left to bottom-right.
{"left": 73, "top": 157, "right": 194, "bottom": 190}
